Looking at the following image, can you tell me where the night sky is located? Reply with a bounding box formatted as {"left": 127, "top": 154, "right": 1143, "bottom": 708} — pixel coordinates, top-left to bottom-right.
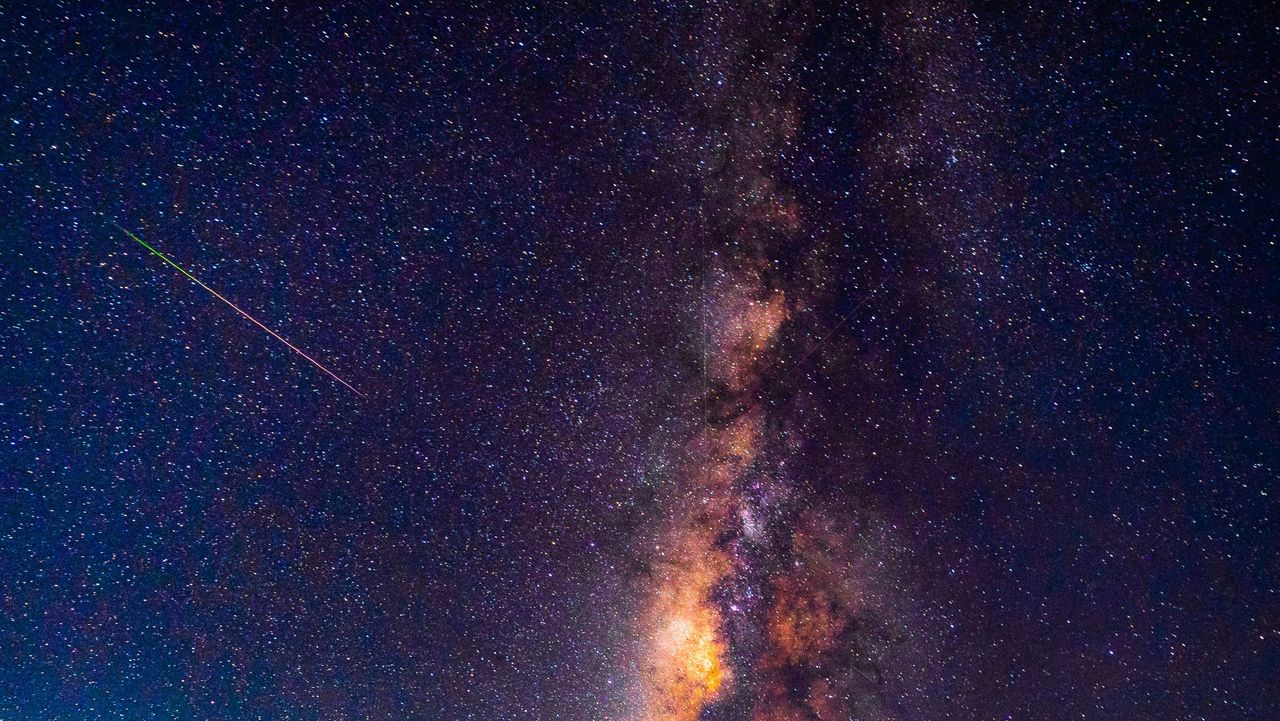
{"left": 2, "top": 1, "right": 1277, "bottom": 719}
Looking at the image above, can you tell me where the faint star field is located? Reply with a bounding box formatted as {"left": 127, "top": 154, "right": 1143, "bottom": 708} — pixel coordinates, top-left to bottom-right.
{"left": 1, "top": 2, "right": 1276, "bottom": 720}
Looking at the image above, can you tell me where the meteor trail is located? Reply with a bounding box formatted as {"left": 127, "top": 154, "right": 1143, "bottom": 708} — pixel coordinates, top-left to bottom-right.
{"left": 112, "top": 222, "right": 365, "bottom": 398}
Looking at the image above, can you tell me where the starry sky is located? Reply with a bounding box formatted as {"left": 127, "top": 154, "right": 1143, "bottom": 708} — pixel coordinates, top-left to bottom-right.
{"left": 2, "top": 1, "right": 1277, "bottom": 720}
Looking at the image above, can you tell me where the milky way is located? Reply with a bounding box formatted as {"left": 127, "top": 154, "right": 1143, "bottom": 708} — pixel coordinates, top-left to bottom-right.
{"left": 631, "top": 4, "right": 911, "bottom": 718}
{"left": 2, "top": 1, "right": 1276, "bottom": 720}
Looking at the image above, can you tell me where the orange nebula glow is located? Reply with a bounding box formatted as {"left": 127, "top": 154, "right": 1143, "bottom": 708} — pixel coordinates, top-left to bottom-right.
{"left": 705, "top": 271, "right": 789, "bottom": 394}
{"left": 638, "top": 526, "right": 733, "bottom": 721}
{"left": 636, "top": 271, "right": 788, "bottom": 720}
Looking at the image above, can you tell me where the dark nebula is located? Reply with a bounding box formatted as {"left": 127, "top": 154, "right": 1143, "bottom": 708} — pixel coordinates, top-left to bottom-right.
{"left": 1, "top": 2, "right": 1276, "bottom": 720}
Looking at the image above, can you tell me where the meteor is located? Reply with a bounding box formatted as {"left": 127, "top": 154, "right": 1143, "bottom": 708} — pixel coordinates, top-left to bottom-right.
{"left": 113, "top": 222, "right": 365, "bottom": 398}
